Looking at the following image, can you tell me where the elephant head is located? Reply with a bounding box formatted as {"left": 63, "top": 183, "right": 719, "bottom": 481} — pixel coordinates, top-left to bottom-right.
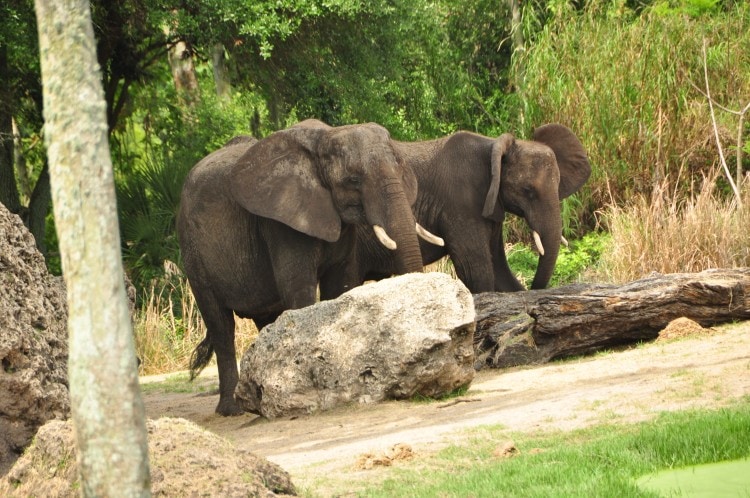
{"left": 482, "top": 123, "right": 591, "bottom": 290}
{"left": 229, "top": 120, "right": 434, "bottom": 274}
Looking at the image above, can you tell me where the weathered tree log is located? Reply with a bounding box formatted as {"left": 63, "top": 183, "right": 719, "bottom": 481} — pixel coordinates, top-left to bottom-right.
{"left": 473, "top": 268, "right": 750, "bottom": 370}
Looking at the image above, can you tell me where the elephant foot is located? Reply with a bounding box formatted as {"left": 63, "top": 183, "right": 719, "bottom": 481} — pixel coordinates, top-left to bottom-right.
{"left": 215, "top": 397, "right": 244, "bottom": 416}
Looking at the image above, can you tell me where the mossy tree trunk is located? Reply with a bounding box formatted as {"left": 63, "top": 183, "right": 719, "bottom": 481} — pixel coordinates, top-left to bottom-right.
{"left": 34, "top": 0, "right": 150, "bottom": 496}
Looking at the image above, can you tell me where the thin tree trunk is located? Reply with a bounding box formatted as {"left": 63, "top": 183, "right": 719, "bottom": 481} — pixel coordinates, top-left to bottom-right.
{"left": 164, "top": 14, "right": 200, "bottom": 108}
{"left": 26, "top": 161, "right": 51, "bottom": 256}
{"left": 0, "top": 45, "right": 21, "bottom": 215}
{"left": 168, "top": 40, "right": 200, "bottom": 103}
{"left": 509, "top": 0, "right": 524, "bottom": 58}
{"left": 212, "top": 43, "right": 231, "bottom": 100}
{"left": 34, "top": 0, "right": 150, "bottom": 496}
{"left": 508, "top": 0, "right": 525, "bottom": 125}
{"left": 12, "top": 118, "right": 33, "bottom": 202}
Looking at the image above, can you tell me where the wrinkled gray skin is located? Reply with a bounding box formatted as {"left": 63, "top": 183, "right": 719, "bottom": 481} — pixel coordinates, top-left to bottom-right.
{"left": 177, "top": 122, "right": 424, "bottom": 415}
{"left": 350, "top": 124, "right": 591, "bottom": 293}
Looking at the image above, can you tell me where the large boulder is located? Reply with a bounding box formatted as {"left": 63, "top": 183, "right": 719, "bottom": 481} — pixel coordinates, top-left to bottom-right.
{"left": 236, "top": 272, "right": 476, "bottom": 418}
{"left": 0, "top": 203, "right": 69, "bottom": 476}
{"left": 0, "top": 417, "right": 297, "bottom": 497}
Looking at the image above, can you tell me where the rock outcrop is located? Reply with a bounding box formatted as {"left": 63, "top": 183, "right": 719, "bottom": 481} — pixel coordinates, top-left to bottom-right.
{"left": 0, "top": 203, "right": 69, "bottom": 475}
{"left": 0, "top": 418, "right": 297, "bottom": 497}
{"left": 236, "top": 272, "right": 476, "bottom": 418}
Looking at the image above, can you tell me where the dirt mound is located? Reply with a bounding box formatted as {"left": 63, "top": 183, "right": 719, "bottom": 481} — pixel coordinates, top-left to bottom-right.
{"left": 355, "top": 443, "right": 415, "bottom": 470}
{"left": 0, "top": 417, "right": 297, "bottom": 497}
{"left": 657, "top": 316, "right": 713, "bottom": 342}
{"left": 0, "top": 202, "right": 69, "bottom": 475}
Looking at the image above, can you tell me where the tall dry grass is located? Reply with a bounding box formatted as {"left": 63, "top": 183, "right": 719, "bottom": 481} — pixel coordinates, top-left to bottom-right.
{"left": 598, "top": 172, "right": 750, "bottom": 283}
{"left": 134, "top": 274, "right": 257, "bottom": 376}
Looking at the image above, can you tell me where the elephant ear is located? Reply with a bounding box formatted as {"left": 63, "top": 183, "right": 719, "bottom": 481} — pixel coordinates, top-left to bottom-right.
{"left": 533, "top": 124, "right": 591, "bottom": 199}
{"left": 229, "top": 126, "right": 342, "bottom": 242}
{"left": 397, "top": 147, "right": 419, "bottom": 206}
{"left": 482, "top": 133, "right": 515, "bottom": 221}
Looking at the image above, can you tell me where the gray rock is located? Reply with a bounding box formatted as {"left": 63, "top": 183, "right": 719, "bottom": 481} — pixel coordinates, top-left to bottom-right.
{"left": 0, "top": 203, "right": 70, "bottom": 476}
{"left": 236, "top": 272, "right": 476, "bottom": 418}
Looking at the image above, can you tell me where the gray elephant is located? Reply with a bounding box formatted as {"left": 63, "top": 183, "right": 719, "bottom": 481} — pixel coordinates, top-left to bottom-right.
{"left": 177, "top": 122, "right": 440, "bottom": 415}
{"left": 349, "top": 123, "right": 591, "bottom": 293}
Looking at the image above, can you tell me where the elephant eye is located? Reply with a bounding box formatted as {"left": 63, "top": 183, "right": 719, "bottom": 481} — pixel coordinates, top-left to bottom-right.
{"left": 346, "top": 176, "right": 362, "bottom": 188}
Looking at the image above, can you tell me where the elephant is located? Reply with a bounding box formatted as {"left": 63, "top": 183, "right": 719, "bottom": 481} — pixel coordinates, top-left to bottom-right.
{"left": 348, "top": 123, "right": 591, "bottom": 293}
{"left": 177, "top": 122, "right": 442, "bottom": 415}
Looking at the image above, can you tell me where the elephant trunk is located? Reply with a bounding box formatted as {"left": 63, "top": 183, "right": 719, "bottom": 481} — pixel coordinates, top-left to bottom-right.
{"left": 374, "top": 181, "right": 424, "bottom": 275}
{"left": 529, "top": 218, "right": 562, "bottom": 290}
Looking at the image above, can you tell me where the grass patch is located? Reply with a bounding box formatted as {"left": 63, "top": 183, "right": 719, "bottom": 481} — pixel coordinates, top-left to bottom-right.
{"left": 139, "top": 372, "right": 218, "bottom": 395}
{"left": 341, "top": 398, "right": 750, "bottom": 498}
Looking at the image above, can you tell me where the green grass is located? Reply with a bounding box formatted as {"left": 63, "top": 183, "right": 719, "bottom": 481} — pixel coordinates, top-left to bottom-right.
{"left": 348, "top": 398, "right": 750, "bottom": 497}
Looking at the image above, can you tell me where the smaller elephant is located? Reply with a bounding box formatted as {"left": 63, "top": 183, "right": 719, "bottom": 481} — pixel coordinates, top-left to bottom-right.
{"left": 351, "top": 123, "right": 591, "bottom": 293}
{"left": 177, "top": 121, "right": 441, "bottom": 415}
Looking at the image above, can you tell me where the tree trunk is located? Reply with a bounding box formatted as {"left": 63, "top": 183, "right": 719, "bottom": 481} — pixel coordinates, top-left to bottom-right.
{"left": 0, "top": 45, "right": 21, "bottom": 215}
{"left": 507, "top": 0, "right": 525, "bottom": 125}
{"left": 26, "top": 161, "right": 51, "bottom": 256}
{"left": 211, "top": 43, "right": 231, "bottom": 100}
{"left": 12, "top": 118, "right": 33, "bottom": 202}
{"left": 508, "top": 0, "right": 524, "bottom": 58}
{"left": 474, "top": 268, "right": 750, "bottom": 370}
{"left": 34, "top": 0, "right": 150, "bottom": 496}
{"left": 167, "top": 38, "right": 200, "bottom": 106}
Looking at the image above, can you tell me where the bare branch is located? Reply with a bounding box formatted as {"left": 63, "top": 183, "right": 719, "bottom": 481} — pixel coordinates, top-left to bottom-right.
{"left": 702, "top": 38, "right": 742, "bottom": 206}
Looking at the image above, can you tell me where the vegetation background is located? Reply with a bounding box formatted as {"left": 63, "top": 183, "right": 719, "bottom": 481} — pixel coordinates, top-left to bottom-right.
{"left": 1, "top": 0, "right": 748, "bottom": 373}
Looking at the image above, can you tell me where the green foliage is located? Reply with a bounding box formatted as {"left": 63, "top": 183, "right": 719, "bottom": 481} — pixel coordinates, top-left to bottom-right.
{"left": 552, "top": 232, "right": 609, "bottom": 286}
{"left": 506, "top": 244, "right": 540, "bottom": 289}
{"left": 112, "top": 67, "right": 263, "bottom": 291}
{"left": 8, "top": 0, "right": 749, "bottom": 296}
{"left": 507, "top": 232, "right": 609, "bottom": 288}
{"left": 650, "top": 0, "right": 721, "bottom": 17}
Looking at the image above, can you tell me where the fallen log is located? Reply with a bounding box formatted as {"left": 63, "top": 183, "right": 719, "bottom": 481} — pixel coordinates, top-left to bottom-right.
{"left": 473, "top": 268, "right": 750, "bottom": 370}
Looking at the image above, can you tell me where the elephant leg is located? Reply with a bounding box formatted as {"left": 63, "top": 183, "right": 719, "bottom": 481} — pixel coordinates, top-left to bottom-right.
{"left": 319, "top": 248, "right": 363, "bottom": 300}
{"left": 444, "top": 223, "right": 496, "bottom": 293}
{"left": 191, "top": 287, "right": 243, "bottom": 416}
{"left": 490, "top": 227, "right": 526, "bottom": 292}
{"left": 319, "top": 265, "right": 362, "bottom": 300}
{"left": 212, "top": 316, "right": 242, "bottom": 416}
{"left": 263, "top": 223, "right": 320, "bottom": 309}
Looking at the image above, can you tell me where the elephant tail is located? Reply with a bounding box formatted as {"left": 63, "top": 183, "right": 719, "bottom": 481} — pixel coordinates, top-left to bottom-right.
{"left": 189, "top": 337, "right": 214, "bottom": 381}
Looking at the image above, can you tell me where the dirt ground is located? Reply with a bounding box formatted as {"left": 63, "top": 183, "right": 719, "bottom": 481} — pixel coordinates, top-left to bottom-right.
{"left": 141, "top": 320, "right": 750, "bottom": 493}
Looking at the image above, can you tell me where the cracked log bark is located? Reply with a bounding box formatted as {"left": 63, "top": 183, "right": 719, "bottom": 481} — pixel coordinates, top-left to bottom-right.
{"left": 473, "top": 268, "right": 750, "bottom": 370}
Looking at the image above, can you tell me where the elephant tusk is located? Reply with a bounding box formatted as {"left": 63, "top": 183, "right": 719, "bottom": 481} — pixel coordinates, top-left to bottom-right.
{"left": 373, "top": 225, "right": 397, "bottom": 250}
{"left": 561, "top": 235, "right": 569, "bottom": 247}
{"left": 532, "top": 231, "right": 545, "bottom": 256}
{"left": 416, "top": 223, "right": 444, "bottom": 246}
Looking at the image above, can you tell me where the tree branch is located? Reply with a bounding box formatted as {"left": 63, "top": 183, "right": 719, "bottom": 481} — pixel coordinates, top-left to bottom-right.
{"left": 702, "top": 38, "right": 742, "bottom": 205}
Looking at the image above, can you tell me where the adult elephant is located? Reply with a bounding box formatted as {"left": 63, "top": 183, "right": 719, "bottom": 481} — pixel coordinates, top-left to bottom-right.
{"left": 177, "top": 122, "right": 440, "bottom": 415}
{"left": 353, "top": 123, "right": 591, "bottom": 293}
